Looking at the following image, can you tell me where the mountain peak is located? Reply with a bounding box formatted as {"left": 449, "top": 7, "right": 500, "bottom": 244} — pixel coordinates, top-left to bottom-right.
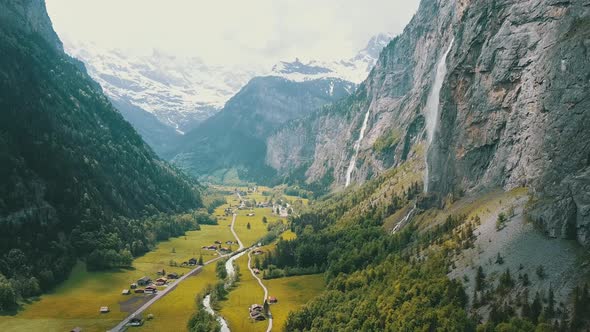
{"left": 270, "top": 33, "right": 392, "bottom": 84}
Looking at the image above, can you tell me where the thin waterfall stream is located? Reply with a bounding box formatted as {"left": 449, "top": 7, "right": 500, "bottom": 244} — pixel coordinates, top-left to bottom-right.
{"left": 424, "top": 38, "right": 454, "bottom": 192}
{"left": 345, "top": 108, "right": 371, "bottom": 187}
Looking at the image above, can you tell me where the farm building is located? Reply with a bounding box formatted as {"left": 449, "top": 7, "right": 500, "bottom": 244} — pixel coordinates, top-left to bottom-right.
{"left": 70, "top": 327, "right": 82, "bottom": 332}
{"left": 99, "top": 306, "right": 109, "bottom": 313}
{"left": 134, "top": 289, "right": 145, "bottom": 294}
{"left": 137, "top": 276, "right": 151, "bottom": 286}
{"left": 268, "top": 296, "right": 278, "bottom": 304}
{"left": 188, "top": 258, "right": 198, "bottom": 265}
{"left": 156, "top": 277, "right": 167, "bottom": 286}
{"left": 130, "top": 283, "right": 137, "bottom": 289}
{"left": 121, "top": 289, "right": 130, "bottom": 295}
{"left": 167, "top": 272, "right": 179, "bottom": 279}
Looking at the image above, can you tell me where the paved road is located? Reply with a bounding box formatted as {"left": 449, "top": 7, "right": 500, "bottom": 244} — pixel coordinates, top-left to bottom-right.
{"left": 248, "top": 250, "right": 273, "bottom": 332}
{"left": 108, "top": 208, "right": 244, "bottom": 331}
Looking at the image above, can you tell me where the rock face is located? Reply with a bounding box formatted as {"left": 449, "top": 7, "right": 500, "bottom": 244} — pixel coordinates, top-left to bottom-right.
{"left": 267, "top": 0, "right": 590, "bottom": 245}
{"left": 171, "top": 76, "right": 354, "bottom": 182}
{"left": 0, "top": 0, "right": 62, "bottom": 51}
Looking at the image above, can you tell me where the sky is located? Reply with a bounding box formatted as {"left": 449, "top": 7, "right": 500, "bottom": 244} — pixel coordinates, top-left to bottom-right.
{"left": 46, "top": 0, "right": 420, "bottom": 67}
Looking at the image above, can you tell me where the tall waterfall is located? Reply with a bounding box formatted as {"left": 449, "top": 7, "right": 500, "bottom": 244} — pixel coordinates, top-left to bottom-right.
{"left": 424, "top": 38, "right": 454, "bottom": 192}
{"left": 345, "top": 108, "right": 371, "bottom": 187}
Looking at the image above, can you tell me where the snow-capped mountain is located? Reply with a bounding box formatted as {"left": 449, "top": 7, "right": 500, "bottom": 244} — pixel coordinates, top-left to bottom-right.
{"left": 64, "top": 39, "right": 263, "bottom": 133}
{"left": 63, "top": 33, "right": 392, "bottom": 135}
{"left": 271, "top": 33, "right": 393, "bottom": 83}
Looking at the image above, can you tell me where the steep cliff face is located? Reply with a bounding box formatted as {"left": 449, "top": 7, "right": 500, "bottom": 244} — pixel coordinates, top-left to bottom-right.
{"left": 0, "top": 0, "right": 62, "bottom": 50}
{"left": 267, "top": 0, "right": 455, "bottom": 188}
{"left": 431, "top": 0, "right": 590, "bottom": 245}
{"left": 267, "top": 0, "right": 590, "bottom": 245}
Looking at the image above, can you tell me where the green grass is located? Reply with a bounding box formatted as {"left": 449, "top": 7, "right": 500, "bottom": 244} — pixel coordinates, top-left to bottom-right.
{"left": 265, "top": 274, "right": 325, "bottom": 331}
{"left": 233, "top": 207, "right": 277, "bottom": 247}
{"left": 137, "top": 264, "right": 218, "bottom": 332}
{"left": 219, "top": 253, "right": 267, "bottom": 332}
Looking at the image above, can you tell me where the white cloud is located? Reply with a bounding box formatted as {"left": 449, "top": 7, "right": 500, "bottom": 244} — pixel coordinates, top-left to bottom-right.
{"left": 46, "top": 0, "right": 419, "bottom": 66}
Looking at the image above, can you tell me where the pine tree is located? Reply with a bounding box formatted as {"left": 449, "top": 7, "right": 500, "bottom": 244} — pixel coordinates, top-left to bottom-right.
{"left": 544, "top": 286, "right": 555, "bottom": 317}
{"left": 475, "top": 266, "right": 486, "bottom": 291}
{"left": 247, "top": 222, "right": 251, "bottom": 230}
{"left": 198, "top": 255, "right": 204, "bottom": 266}
{"left": 531, "top": 291, "right": 542, "bottom": 324}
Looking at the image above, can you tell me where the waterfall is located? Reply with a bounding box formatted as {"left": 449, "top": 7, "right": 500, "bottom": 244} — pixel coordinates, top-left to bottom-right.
{"left": 424, "top": 38, "right": 454, "bottom": 192}
{"left": 345, "top": 108, "right": 371, "bottom": 187}
{"left": 392, "top": 204, "right": 416, "bottom": 234}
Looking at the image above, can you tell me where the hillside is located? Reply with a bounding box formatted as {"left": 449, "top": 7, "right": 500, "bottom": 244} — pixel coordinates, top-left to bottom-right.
{"left": 171, "top": 76, "right": 355, "bottom": 183}
{"left": 0, "top": 0, "right": 201, "bottom": 295}
{"left": 266, "top": 0, "right": 590, "bottom": 247}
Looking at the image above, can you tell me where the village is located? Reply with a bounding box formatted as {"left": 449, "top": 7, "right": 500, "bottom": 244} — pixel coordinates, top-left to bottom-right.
{"left": 10, "top": 185, "right": 318, "bottom": 332}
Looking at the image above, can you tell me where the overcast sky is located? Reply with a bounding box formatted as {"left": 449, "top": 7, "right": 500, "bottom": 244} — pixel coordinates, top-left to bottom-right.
{"left": 46, "top": 0, "right": 420, "bottom": 66}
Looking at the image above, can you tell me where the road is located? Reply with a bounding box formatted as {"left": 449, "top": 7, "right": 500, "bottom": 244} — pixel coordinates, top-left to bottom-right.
{"left": 230, "top": 213, "right": 244, "bottom": 250}
{"left": 248, "top": 250, "right": 273, "bottom": 332}
{"left": 108, "top": 209, "right": 243, "bottom": 331}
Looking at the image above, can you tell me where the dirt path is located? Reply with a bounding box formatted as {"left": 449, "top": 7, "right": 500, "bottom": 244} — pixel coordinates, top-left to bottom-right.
{"left": 248, "top": 250, "right": 272, "bottom": 332}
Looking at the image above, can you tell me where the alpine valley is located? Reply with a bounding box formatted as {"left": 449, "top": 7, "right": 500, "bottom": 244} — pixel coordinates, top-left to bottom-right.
{"left": 1, "top": 0, "right": 589, "bottom": 332}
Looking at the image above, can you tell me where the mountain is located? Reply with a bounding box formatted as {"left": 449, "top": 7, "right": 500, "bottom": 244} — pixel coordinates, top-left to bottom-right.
{"left": 266, "top": 0, "right": 590, "bottom": 246}
{"left": 63, "top": 40, "right": 262, "bottom": 133}
{"left": 270, "top": 33, "right": 393, "bottom": 83}
{"left": 172, "top": 76, "right": 355, "bottom": 183}
{"left": 63, "top": 33, "right": 391, "bottom": 158}
{"left": 0, "top": 0, "right": 201, "bottom": 292}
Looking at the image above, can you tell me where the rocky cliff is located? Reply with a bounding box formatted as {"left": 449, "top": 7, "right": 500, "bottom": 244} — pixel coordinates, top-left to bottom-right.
{"left": 172, "top": 76, "right": 354, "bottom": 182}
{"left": 267, "top": 0, "right": 590, "bottom": 245}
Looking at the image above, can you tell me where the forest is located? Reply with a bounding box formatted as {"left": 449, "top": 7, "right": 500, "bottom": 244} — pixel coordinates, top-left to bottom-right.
{"left": 0, "top": 20, "right": 202, "bottom": 309}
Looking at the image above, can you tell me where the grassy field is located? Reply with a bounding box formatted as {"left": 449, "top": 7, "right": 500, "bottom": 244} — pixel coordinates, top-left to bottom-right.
{"left": 0, "top": 207, "right": 235, "bottom": 332}
{"left": 219, "top": 253, "right": 266, "bottom": 332}
{"left": 218, "top": 250, "right": 325, "bottom": 332}
{"left": 265, "top": 274, "right": 325, "bottom": 331}
{"left": 137, "top": 264, "right": 218, "bottom": 332}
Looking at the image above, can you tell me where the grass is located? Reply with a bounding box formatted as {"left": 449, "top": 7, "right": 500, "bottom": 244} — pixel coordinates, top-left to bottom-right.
{"left": 265, "top": 274, "right": 325, "bottom": 331}
{"left": 218, "top": 251, "right": 325, "bottom": 332}
{"left": 0, "top": 205, "right": 235, "bottom": 332}
{"left": 219, "top": 253, "right": 266, "bottom": 332}
{"left": 233, "top": 207, "right": 277, "bottom": 247}
{"left": 137, "top": 264, "right": 218, "bottom": 332}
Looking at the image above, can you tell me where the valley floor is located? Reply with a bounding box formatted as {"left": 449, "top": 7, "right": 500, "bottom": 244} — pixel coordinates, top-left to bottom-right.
{"left": 0, "top": 185, "right": 316, "bottom": 332}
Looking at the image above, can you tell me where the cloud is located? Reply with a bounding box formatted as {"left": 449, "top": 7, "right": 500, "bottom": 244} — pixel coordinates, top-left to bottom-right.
{"left": 46, "top": 0, "right": 419, "bottom": 66}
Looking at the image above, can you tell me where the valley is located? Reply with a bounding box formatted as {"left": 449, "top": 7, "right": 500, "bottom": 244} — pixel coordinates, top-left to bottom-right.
{"left": 1, "top": 0, "right": 589, "bottom": 331}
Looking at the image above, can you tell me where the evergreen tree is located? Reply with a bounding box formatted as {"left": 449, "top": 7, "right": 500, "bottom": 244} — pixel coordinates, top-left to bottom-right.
{"left": 475, "top": 266, "right": 486, "bottom": 291}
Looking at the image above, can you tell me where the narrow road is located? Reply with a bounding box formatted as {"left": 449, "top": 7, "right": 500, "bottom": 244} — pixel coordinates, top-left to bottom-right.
{"left": 248, "top": 250, "right": 272, "bottom": 332}
{"left": 230, "top": 213, "right": 244, "bottom": 250}
{"left": 109, "top": 208, "right": 244, "bottom": 331}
